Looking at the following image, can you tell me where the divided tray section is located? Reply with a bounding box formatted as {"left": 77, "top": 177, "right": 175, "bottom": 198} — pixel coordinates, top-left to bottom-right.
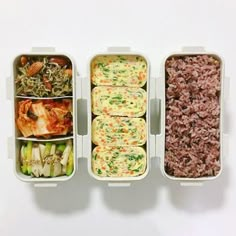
{"left": 157, "top": 50, "right": 224, "bottom": 183}
{"left": 88, "top": 53, "right": 150, "bottom": 181}
{"left": 13, "top": 54, "right": 76, "bottom": 182}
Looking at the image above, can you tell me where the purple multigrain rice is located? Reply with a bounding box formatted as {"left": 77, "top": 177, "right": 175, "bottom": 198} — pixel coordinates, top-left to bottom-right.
{"left": 165, "top": 55, "right": 221, "bottom": 178}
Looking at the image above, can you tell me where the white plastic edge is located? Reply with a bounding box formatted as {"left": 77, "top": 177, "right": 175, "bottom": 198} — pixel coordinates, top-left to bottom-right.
{"left": 108, "top": 182, "right": 131, "bottom": 187}
{"left": 76, "top": 75, "right": 83, "bottom": 159}
{"left": 7, "top": 137, "right": 13, "bottom": 159}
{"left": 222, "top": 133, "right": 229, "bottom": 159}
{"left": 181, "top": 46, "right": 205, "bottom": 52}
{"left": 6, "top": 76, "right": 12, "bottom": 100}
{"left": 77, "top": 135, "right": 83, "bottom": 159}
{"left": 34, "top": 183, "right": 58, "bottom": 188}
{"left": 155, "top": 76, "right": 165, "bottom": 160}
{"left": 224, "top": 76, "right": 230, "bottom": 100}
{"left": 180, "top": 182, "right": 203, "bottom": 187}
{"left": 31, "top": 47, "right": 56, "bottom": 52}
{"left": 81, "top": 75, "right": 90, "bottom": 160}
{"left": 150, "top": 77, "right": 157, "bottom": 159}
{"left": 76, "top": 75, "right": 82, "bottom": 97}
{"left": 107, "top": 46, "right": 131, "bottom": 52}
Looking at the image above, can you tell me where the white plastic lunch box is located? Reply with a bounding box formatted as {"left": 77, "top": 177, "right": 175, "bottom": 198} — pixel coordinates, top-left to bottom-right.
{"left": 84, "top": 47, "right": 153, "bottom": 186}
{"left": 156, "top": 46, "right": 228, "bottom": 186}
{"left": 7, "top": 46, "right": 228, "bottom": 187}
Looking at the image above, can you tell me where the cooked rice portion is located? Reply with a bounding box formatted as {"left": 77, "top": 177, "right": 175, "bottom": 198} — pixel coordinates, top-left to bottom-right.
{"left": 165, "top": 55, "right": 221, "bottom": 178}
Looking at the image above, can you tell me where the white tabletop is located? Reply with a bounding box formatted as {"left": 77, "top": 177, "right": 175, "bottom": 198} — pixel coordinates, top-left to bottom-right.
{"left": 0, "top": 0, "right": 235, "bottom": 235}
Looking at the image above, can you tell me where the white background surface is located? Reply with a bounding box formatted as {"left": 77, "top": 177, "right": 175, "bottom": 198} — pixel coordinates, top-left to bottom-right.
{"left": 0, "top": 0, "right": 235, "bottom": 235}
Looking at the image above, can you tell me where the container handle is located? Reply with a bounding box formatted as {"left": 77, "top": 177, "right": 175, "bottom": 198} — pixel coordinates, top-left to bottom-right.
{"left": 34, "top": 183, "right": 58, "bottom": 188}
{"left": 155, "top": 77, "right": 165, "bottom": 160}
{"left": 76, "top": 98, "right": 87, "bottom": 159}
{"left": 77, "top": 99, "right": 88, "bottom": 135}
{"left": 180, "top": 182, "right": 203, "bottom": 187}
{"left": 181, "top": 46, "right": 205, "bottom": 52}
{"left": 107, "top": 47, "right": 131, "bottom": 52}
{"left": 77, "top": 76, "right": 88, "bottom": 136}
{"left": 79, "top": 76, "right": 90, "bottom": 159}
{"left": 31, "top": 47, "right": 56, "bottom": 52}
{"left": 150, "top": 98, "right": 161, "bottom": 159}
{"left": 149, "top": 77, "right": 157, "bottom": 158}
{"left": 150, "top": 98, "right": 161, "bottom": 135}
{"left": 7, "top": 137, "right": 13, "bottom": 159}
{"left": 108, "top": 182, "right": 131, "bottom": 187}
{"left": 6, "top": 76, "right": 12, "bottom": 100}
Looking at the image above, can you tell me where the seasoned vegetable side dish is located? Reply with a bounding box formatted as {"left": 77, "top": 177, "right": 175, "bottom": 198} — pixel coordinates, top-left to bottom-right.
{"left": 92, "top": 116, "right": 146, "bottom": 146}
{"left": 91, "top": 55, "right": 147, "bottom": 87}
{"left": 15, "top": 56, "right": 73, "bottom": 97}
{"left": 20, "top": 140, "right": 74, "bottom": 177}
{"left": 165, "top": 55, "right": 221, "bottom": 178}
{"left": 92, "top": 146, "right": 146, "bottom": 177}
{"left": 16, "top": 99, "right": 73, "bottom": 138}
{"left": 92, "top": 86, "right": 147, "bottom": 117}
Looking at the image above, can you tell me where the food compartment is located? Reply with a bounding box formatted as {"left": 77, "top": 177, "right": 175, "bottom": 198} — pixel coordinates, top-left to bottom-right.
{"left": 17, "top": 139, "right": 74, "bottom": 177}
{"left": 92, "top": 116, "right": 146, "bottom": 146}
{"left": 91, "top": 55, "right": 147, "bottom": 87}
{"left": 15, "top": 55, "right": 73, "bottom": 97}
{"left": 164, "top": 54, "right": 222, "bottom": 179}
{"left": 13, "top": 53, "right": 76, "bottom": 182}
{"left": 15, "top": 98, "right": 73, "bottom": 138}
{"left": 15, "top": 139, "right": 75, "bottom": 181}
{"left": 92, "top": 146, "right": 146, "bottom": 177}
{"left": 91, "top": 86, "right": 147, "bottom": 117}
{"left": 89, "top": 54, "right": 149, "bottom": 180}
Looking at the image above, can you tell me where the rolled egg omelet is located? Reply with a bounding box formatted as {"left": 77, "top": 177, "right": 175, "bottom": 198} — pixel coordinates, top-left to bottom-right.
{"left": 92, "top": 116, "right": 146, "bottom": 146}
{"left": 92, "top": 146, "right": 147, "bottom": 177}
{"left": 91, "top": 55, "right": 147, "bottom": 87}
{"left": 92, "top": 86, "right": 146, "bottom": 117}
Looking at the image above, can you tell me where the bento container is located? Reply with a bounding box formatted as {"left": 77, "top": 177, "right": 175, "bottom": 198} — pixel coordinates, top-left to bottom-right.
{"left": 156, "top": 46, "right": 228, "bottom": 186}
{"left": 7, "top": 46, "right": 228, "bottom": 188}
{"left": 83, "top": 47, "right": 156, "bottom": 186}
{"left": 7, "top": 47, "right": 82, "bottom": 187}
